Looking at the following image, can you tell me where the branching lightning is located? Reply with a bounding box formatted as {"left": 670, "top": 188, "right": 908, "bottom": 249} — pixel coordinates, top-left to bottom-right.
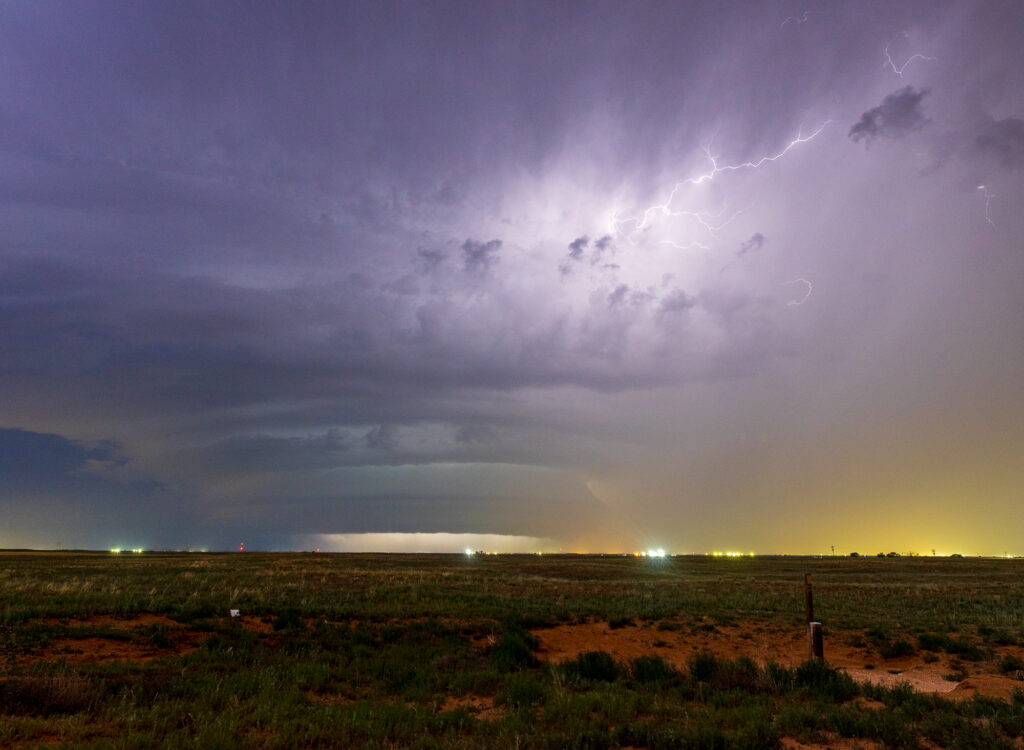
{"left": 976, "top": 185, "right": 996, "bottom": 227}
{"left": 883, "top": 44, "right": 936, "bottom": 79}
{"left": 784, "top": 276, "right": 813, "bottom": 306}
{"left": 780, "top": 11, "right": 811, "bottom": 28}
{"left": 608, "top": 121, "right": 833, "bottom": 247}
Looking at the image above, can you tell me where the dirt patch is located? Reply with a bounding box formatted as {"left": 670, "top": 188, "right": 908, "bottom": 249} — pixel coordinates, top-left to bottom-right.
{"left": 782, "top": 737, "right": 882, "bottom": 750}
{"left": 307, "top": 690, "right": 358, "bottom": 706}
{"left": 531, "top": 619, "right": 1023, "bottom": 699}
{"left": 44, "top": 613, "right": 179, "bottom": 628}
{"left": 533, "top": 619, "right": 813, "bottom": 670}
{"left": 8, "top": 733, "right": 68, "bottom": 750}
{"left": 441, "top": 694, "right": 504, "bottom": 721}
{"left": 947, "top": 674, "right": 1023, "bottom": 701}
{"left": 33, "top": 637, "right": 179, "bottom": 666}
{"left": 229, "top": 615, "right": 275, "bottom": 633}
{"left": 20, "top": 614, "right": 205, "bottom": 666}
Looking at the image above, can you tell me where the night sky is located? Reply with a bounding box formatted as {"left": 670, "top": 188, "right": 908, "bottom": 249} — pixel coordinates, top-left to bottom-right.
{"left": 2, "top": 2, "right": 1022, "bottom": 554}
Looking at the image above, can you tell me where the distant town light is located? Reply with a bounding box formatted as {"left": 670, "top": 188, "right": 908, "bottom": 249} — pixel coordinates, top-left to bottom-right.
{"left": 465, "top": 548, "right": 474, "bottom": 556}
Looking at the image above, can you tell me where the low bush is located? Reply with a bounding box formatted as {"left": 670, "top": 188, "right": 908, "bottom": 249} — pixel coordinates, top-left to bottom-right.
{"left": 488, "top": 620, "right": 538, "bottom": 672}
{"left": 879, "top": 639, "right": 915, "bottom": 659}
{"left": 689, "top": 649, "right": 720, "bottom": 683}
{"left": 1000, "top": 655, "right": 1024, "bottom": 676}
{"left": 273, "top": 607, "right": 303, "bottom": 631}
{"left": 561, "top": 650, "right": 620, "bottom": 683}
{"left": 495, "top": 673, "right": 548, "bottom": 708}
{"left": 795, "top": 660, "right": 859, "bottom": 702}
{"left": 0, "top": 672, "right": 100, "bottom": 716}
{"left": 918, "top": 632, "right": 946, "bottom": 652}
{"left": 629, "top": 654, "right": 677, "bottom": 684}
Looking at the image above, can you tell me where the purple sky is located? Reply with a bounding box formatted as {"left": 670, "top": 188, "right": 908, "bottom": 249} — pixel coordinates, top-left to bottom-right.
{"left": 2, "top": 1, "right": 1022, "bottom": 554}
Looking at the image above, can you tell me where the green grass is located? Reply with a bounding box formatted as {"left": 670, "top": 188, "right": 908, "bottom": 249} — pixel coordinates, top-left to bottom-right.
{"left": 2, "top": 552, "right": 1024, "bottom": 747}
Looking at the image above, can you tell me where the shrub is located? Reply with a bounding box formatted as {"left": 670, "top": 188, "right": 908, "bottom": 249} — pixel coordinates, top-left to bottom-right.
{"left": 945, "top": 637, "right": 986, "bottom": 662}
{"left": 991, "top": 630, "right": 1018, "bottom": 646}
{"left": 495, "top": 673, "right": 548, "bottom": 708}
{"left": 489, "top": 620, "right": 538, "bottom": 672}
{"left": 879, "top": 639, "right": 915, "bottom": 659}
{"left": 763, "top": 662, "right": 796, "bottom": 693}
{"left": 944, "top": 660, "right": 968, "bottom": 682}
{"left": 630, "top": 654, "right": 676, "bottom": 684}
{"left": 0, "top": 673, "right": 99, "bottom": 716}
{"left": 273, "top": 608, "right": 303, "bottom": 631}
{"left": 689, "top": 649, "right": 720, "bottom": 683}
{"left": 561, "top": 650, "right": 620, "bottom": 682}
{"left": 1000, "top": 655, "right": 1024, "bottom": 676}
{"left": 607, "top": 616, "right": 634, "bottom": 630}
{"left": 795, "top": 660, "right": 858, "bottom": 702}
{"left": 918, "top": 632, "right": 946, "bottom": 652}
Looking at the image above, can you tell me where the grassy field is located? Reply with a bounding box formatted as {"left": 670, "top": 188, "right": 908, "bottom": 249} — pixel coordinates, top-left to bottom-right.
{"left": 2, "top": 552, "right": 1024, "bottom": 748}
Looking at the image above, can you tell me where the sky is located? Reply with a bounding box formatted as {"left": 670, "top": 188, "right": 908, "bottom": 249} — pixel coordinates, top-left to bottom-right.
{"left": 1, "top": 1, "right": 1022, "bottom": 555}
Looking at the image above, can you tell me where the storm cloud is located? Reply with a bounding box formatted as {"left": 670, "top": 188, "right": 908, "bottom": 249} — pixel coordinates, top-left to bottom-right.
{"left": 849, "top": 86, "right": 930, "bottom": 144}
{"left": 1, "top": 1, "right": 1022, "bottom": 554}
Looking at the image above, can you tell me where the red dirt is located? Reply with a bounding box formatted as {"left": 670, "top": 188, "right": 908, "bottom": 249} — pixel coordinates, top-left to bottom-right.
{"left": 531, "top": 618, "right": 1024, "bottom": 699}
{"left": 22, "top": 614, "right": 204, "bottom": 666}
{"left": 441, "top": 694, "right": 505, "bottom": 720}
{"left": 782, "top": 738, "right": 883, "bottom": 750}
{"left": 44, "top": 613, "right": 178, "bottom": 628}
{"left": 18, "top": 614, "right": 1024, "bottom": 702}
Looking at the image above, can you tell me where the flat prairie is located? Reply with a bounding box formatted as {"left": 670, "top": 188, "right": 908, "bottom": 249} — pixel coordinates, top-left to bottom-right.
{"left": 2, "top": 552, "right": 1024, "bottom": 748}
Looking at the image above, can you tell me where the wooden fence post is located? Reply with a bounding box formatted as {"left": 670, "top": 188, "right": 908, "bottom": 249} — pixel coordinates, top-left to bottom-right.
{"left": 804, "top": 573, "right": 814, "bottom": 624}
{"left": 809, "top": 622, "right": 824, "bottom": 660}
{"left": 804, "top": 573, "right": 823, "bottom": 659}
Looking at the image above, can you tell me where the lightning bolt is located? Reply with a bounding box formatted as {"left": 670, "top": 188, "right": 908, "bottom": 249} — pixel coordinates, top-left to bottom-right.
{"left": 883, "top": 44, "right": 937, "bottom": 79}
{"left": 976, "top": 185, "right": 996, "bottom": 227}
{"left": 784, "top": 276, "right": 813, "bottom": 306}
{"left": 780, "top": 11, "right": 811, "bottom": 28}
{"left": 609, "top": 121, "right": 833, "bottom": 247}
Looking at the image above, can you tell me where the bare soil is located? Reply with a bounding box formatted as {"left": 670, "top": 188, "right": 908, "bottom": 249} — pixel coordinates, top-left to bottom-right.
{"left": 531, "top": 618, "right": 1024, "bottom": 699}
{"left": 18, "top": 614, "right": 1024, "bottom": 701}
{"left": 21, "top": 614, "right": 204, "bottom": 666}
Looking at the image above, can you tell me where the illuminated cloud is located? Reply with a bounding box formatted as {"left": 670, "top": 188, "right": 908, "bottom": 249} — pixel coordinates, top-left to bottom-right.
{"left": 306, "top": 533, "right": 552, "bottom": 554}
{"left": 1, "top": 1, "right": 1022, "bottom": 553}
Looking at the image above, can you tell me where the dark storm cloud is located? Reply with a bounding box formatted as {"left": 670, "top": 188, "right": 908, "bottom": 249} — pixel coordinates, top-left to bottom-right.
{"left": 2, "top": 1, "right": 1023, "bottom": 551}
{"left": 454, "top": 423, "right": 496, "bottom": 445}
{"left": 418, "top": 249, "right": 447, "bottom": 272}
{"left": 365, "top": 424, "right": 398, "bottom": 451}
{"left": 972, "top": 116, "right": 1024, "bottom": 170}
{"left": 607, "top": 284, "right": 630, "bottom": 308}
{"left": 0, "top": 428, "right": 188, "bottom": 547}
{"left": 849, "top": 87, "right": 930, "bottom": 144}
{"left": 4, "top": 249, "right": 771, "bottom": 441}
{"left": 568, "top": 236, "right": 589, "bottom": 260}
{"left": 590, "top": 236, "right": 615, "bottom": 266}
{"left": 461, "top": 239, "right": 502, "bottom": 276}
{"left": 0, "top": 428, "right": 124, "bottom": 482}
{"left": 737, "top": 233, "right": 766, "bottom": 258}
{"left": 658, "top": 289, "right": 696, "bottom": 318}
